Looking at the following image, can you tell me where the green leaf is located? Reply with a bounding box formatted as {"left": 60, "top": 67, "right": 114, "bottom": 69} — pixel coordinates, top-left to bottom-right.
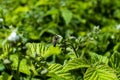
{"left": 30, "top": 63, "right": 38, "bottom": 75}
{"left": 26, "top": 43, "right": 47, "bottom": 58}
{"left": 10, "top": 54, "right": 30, "bottom": 75}
{"left": 43, "top": 46, "right": 61, "bottom": 58}
{"left": 61, "top": 9, "right": 72, "bottom": 25}
{"left": 109, "top": 51, "right": 120, "bottom": 80}
{"left": 1, "top": 43, "right": 11, "bottom": 60}
{"left": 88, "top": 52, "right": 109, "bottom": 64}
{"left": 26, "top": 43, "right": 61, "bottom": 59}
{"left": 47, "top": 63, "right": 73, "bottom": 80}
{"left": 84, "top": 64, "right": 118, "bottom": 80}
{"left": 35, "top": 0, "right": 48, "bottom": 6}
{"left": 46, "top": 8, "right": 58, "bottom": 15}
{"left": 114, "top": 9, "right": 120, "bottom": 19}
{"left": 0, "top": 63, "right": 5, "bottom": 71}
{"left": 113, "top": 43, "right": 120, "bottom": 52}
{"left": 19, "top": 59, "right": 31, "bottom": 75}
{"left": 10, "top": 54, "right": 18, "bottom": 69}
{"left": 0, "top": 72, "right": 13, "bottom": 80}
{"left": 14, "top": 6, "right": 29, "bottom": 13}
{"left": 109, "top": 51, "right": 120, "bottom": 70}
{"left": 63, "top": 58, "right": 90, "bottom": 71}
{"left": 48, "top": 77, "right": 64, "bottom": 80}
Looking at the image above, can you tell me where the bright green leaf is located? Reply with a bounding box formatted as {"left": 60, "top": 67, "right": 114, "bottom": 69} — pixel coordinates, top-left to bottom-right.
{"left": 10, "top": 54, "right": 18, "bottom": 69}
{"left": 43, "top": 46, "right": 61, "bottom": 58}
{"left": 19, "top": 59, "right": 31, "bottom": 75}
{"left": 35, "top": 0, "right": 48, "bottom": 6}
{"left": 63, "top": 58, "right": 90, "bottom": 71}
{"left": 10, "top": 54, "right": 31, "bottom": 75}
{"left": 14, "top": 6, "right": 29, "bottom": 13}
{"left": 26, "top": 43, "right": 61, "bottom": 59}
{"left": 48, "top": 63, "right": 74, "bottom": 80}
{"left": 88, "top": 52, "right": 109, "bottom": 64}
{"left": 61, "top": 9, "right": 72, "bottom": 25}
{"left": 84, "top": 64, "right": 118, "bottom": 80}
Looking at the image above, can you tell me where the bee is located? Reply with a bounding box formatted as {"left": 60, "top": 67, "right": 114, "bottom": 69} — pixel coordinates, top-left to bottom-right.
{"left": 52, "top": 35, "right": 60, "bottom": 47}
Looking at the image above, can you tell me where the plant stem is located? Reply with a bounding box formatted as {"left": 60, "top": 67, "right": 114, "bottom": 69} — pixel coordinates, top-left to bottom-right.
{"left": 72, "top": 45, "right": 78, "bottom": 58}
{"left": 16, "top": 53, "right": 21, "bottom": 80}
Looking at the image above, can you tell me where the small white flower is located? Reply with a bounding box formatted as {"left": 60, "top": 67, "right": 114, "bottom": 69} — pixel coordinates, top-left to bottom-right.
{"left": 60, "top": 1, "right": 66, "bottom": 6}
{"left": 87, "top": 33, "right": 91, "bottom": 37}
{"left": 90, "top": 37, "right": 94, "bottom": 41}
{"left": 116, "top": 24, "right": 120, "bottom": 30}
{"left": 3, "top": 59, "right": 11, "bottom": 64}
{"left": 80, "top": 38, "right": 85, "bottom": 42}
{"left": 111, "top": 35, "right": 115, "bottom": 39}
{"left": 93, "top": 26, "right": 100, "bottom": 32}
{"left": 57, "top": 35, "right": 63, "bottom": 43}
{"left": 75, "top": 39, "right": 79, "bottom": 43}
{"left": 93, "top": 26, "right": 99, "bottom": 30}
{"left": 69, "top": 36, "right": 76, "bottom": 39}
{"left": 0, "top": 18, "right": 3, "bottom": 22}
{"left": 8, "top": 30, "right": 19, "bottom": 42}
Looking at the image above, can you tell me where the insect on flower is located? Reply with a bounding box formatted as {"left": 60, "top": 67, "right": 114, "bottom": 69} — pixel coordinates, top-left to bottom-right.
{"left": 52, "top": 35, "right": 62, "bottom": 47}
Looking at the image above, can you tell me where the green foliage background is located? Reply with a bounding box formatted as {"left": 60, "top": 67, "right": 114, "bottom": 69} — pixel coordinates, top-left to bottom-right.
{"left": 0, "top": 0, "right": 120, "bottom": 80}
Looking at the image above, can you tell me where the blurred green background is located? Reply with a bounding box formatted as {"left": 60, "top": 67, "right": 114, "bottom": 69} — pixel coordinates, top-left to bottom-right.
{"left": 1, "top": 0, "right": 120, "bottom": 80}
{"left": 0, "top": 0, "right": 120, "bottom": 43}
